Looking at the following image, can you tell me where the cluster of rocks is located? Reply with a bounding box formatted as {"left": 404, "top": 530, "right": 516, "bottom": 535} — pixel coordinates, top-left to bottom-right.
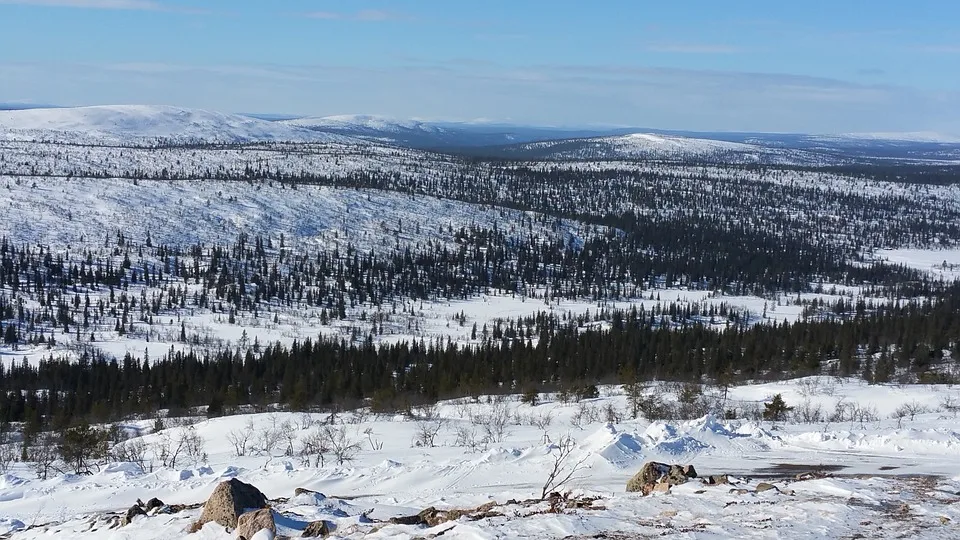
{"left": 124, "top": 478, "right": 330, "bottom": 538}
{"left": 626, "top": 461, "right": 822, "bottom": 497}
{"left": 625, "top": 462, "right": 701, "bottom": 495}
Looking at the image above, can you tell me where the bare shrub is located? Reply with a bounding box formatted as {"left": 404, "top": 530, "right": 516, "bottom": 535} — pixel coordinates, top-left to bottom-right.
{"left": 529, "top": 410, "right": 554, "bottom": 430}
{"left": 109, "top": 437, "right": 151, "bottom": 472}
{"left": 453, "top": 425, "right": 487, "bottom": 453}
{"left": 569, "top": 402, "right": 601, "bottom": 429}
{"left": 0, "top": 441, "right": 17, "bottom": 473}
{"left": 939, "top": 395, "right": 960, "bottom": 416}
{"left": 791, "top": 399, "right": 824, "bottom": 424}
{"left": 254, "top": 415, "right": 285, "bottom": 456}
{"left": 413, "top": 416, "right": 446, "bottom": 448}
{"left": 298, "top": 429, "right": 330, "bottom": 467}
{"left": 891, "top": 401, "right": 930, "bottom": 428}
{"left": 363, "top": 428, "right": 383, "bottom": 451}
{"left": 472, "top": 401, "right": 511, "bottom": 443}
{"left": 323, "top": 425, "right": 361, "bottom": 465}
{"left": 30, "top": 434, "right": 59, "bottom": 480}
{"left": 226, "top": 419, "right": 255, "bottom": 457}
{"left": 540, "top": 435, "right": 589, "bottom": 499}
{"left": 154, "top": 426, "right": 206, "bottom": 469}
{"left": 603, "top": 403, "right": 624, "bottom": 424}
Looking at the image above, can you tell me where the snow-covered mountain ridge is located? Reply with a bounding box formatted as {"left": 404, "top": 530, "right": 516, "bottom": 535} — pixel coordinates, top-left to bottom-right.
{"left": 0, "top": 105, "right": 356, "bottom": 144}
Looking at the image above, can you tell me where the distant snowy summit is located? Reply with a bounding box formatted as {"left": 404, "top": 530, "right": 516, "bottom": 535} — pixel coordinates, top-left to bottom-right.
{"left": 0, "top": 105, "right": 354, "bottom": 144}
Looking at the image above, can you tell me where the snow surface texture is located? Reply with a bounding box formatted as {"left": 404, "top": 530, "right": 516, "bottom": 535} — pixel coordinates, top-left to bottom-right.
{"left": 1, "top": 378, "right": 959, "bottom": 538}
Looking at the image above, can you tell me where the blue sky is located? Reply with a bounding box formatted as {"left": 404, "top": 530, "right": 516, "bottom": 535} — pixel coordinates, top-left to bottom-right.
{"left": 1, "top": 0, "right": 958, "bottom": 133}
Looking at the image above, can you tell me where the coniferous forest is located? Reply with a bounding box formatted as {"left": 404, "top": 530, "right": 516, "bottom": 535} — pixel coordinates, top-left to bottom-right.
{"left": 1, "top": 135, "right": 960, "bottom": 429}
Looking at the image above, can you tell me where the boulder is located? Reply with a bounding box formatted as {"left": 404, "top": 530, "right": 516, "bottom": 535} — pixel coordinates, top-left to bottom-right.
{"left": 755, "top": 482, "right": 778, "bottom": 493}
{"left": 703, "top": 475, "right": 729, "bottom": 485}
{"left": 196, "top": 479, "right": 269, "bottom": 530}
{"left": 145, "top": 497, "right": 165, "bottom": 512}
{"left": 626, "top": 462, "right": 698, "bottom": 494}
{"left": 235, "top": 508, "right": 275, "bottom": 540}
{"left": 302, "top": 519, "right": 331, "bottom": 537}
{"left": 295, "top": 487, "right": 324, "bottom": 498}
{"left": 123, "top": 504, "right": 146, "bottom": 525}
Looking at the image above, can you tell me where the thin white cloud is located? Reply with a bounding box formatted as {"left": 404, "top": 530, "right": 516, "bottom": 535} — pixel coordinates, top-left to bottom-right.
{"left": 645, "top": 43, "right": 745, "bottom": 54}
{"left": 0, "top": 0, "right": 162, "bottom": 9}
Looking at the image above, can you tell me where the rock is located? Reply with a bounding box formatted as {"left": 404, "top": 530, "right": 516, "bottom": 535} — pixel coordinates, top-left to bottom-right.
{"left": 295, "top": 487, "right": 325, "bottom": 498}
{"left": 302, "top": 520, "right": 331, "bottom": 537}
{"left": 650, "top": 482, "right": 671, "bottom": 494}
{"left": 236, "top": 509, "right": 276, "bottom": 540}
{"left": 703, "top": 475, "right": 729, "bottom": 485}
{"left": 626, "top": 462, "right": 698, "bottom": 494}
{"left": 755, "top": 482, "right": 778, "bottom": 493}
{"left": 145, "top": 498, "right": 165, "bottom": 512}
{"left": 196, "top": 479, "right": 269, "bottom": 530}
{"left": 123, "top": 504, "right": 146, "bottom": 525}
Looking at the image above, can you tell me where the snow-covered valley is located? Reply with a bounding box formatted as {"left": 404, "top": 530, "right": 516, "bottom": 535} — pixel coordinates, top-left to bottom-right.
{"left": 1, "top": 104, "right": 960, "bottom": 539}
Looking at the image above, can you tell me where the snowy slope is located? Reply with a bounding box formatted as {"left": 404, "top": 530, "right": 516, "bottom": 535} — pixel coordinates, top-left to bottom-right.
{"left": 286, "top": 114, "right": 444, "bottom": 134}
{"left": 2, "top": 378, "right": 960, "bottom": 539}
{"left": 494, "top": 132, "right": 840, "bottom": 165}
{"left": 0, "top": 105, "right": 356, "bottom": 144}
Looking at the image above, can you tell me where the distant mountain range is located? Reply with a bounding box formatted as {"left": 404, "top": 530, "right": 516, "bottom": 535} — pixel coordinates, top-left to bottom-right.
{"left": 0, "top": 105, "right": 957, "bottom": 165}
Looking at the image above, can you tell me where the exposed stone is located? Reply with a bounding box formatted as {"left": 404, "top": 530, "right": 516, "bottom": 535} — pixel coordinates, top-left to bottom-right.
{"left": 235, "top": 508, "right": 276, "bottom": 540}
{"left": 302, "top": 520, "right": 331, "bottom": 537}
{"left": 626, "top": 462, "right": 699, "bottom": 494}
{"left": 123, "top": 504, "right": 146, "bottom": 525}
{"left": 196, "top": 478, "right": 269, "bottom": 530}
{"left": 295, "top": 487, "right": 325, "bottom": 498}
{"left": 755, "top": 482, "right": 778, "bottom": 492}
{"left": 703, "top": 475, "right": 729, "bottom": 485}
{"left": 650, "top": 482, "right": 671, "bottom": 494}
{"left": 145, "top": 497, "right": 165, "bottom": 512}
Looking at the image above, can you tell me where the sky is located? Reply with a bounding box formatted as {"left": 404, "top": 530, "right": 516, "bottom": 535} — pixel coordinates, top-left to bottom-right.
{"left": 0, "top": 0, "right": 959, "bottom": 133}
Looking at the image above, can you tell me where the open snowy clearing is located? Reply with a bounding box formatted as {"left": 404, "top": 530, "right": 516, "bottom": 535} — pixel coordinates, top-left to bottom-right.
{"left": 0, "top": 377, "right": 958, "bottom": 538}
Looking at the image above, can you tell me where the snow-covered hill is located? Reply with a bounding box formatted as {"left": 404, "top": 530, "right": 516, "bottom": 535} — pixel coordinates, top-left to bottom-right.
{"left": 0, "top": 105, "right": 356, "bottom": 144}
{"left": 492, "top": 132, "right": 838, "bottom": 165}
{"left": 2, "top": 378, "right": 960, "bottom": 539}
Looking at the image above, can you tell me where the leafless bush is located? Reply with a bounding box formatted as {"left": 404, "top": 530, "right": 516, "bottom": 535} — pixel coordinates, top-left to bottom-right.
{"left": 323, "top": 425, "right": 361, "bottom": 465}
{"left": 109, "top": 437, "right": 151, "bottom": 472}
{"left": 346, "top": 408, "right": 370, "bottom": 425}
{"left": 0, "top": 441, "right": 17, "bottom": 473}
{"left": 472, "top": 401, "right": 511, "bottom": 443}
{"left": 154, "top": 426, "right": 207, "bottom": 468}
{"left": 529, "top": 410, "right": 554, "bottom": 430}
{"left": 939, "top": 395, "right": 960, "bottom": 416}
{"left": 603, "top": 404, "right": 624, "bottom": 424}
{"left": 254, "top": 415, "right": 286, "bottom": 456}
{"left": 791, "top": 399, "right": 824, "bottom": 424}
{"left": 891, "top": 401, "right": 930, "bottom": 428}
{"left": 298, "top": 429, "right": 330, "bottom": 467}
{"left": 226, "top": 419, "right": 255, "bottom": 457}
{"left": 364, "top": 428, "right": 383, "bottom": 451}
{"left": 413, "top": 416, "right": 446, "bottom": 448}
{"left": 453, "top": 425, "right": 487, "bottom": 453}
{"left": 540, "top": 435, "right": 589, "bottom": 499}
{"left": 569, "top": 402, "right": 601, "bottom": 429}
{"left": 295, "top": 413, "right": 316, "bottom": 431}
{"left": 30, "top": 434, "right": 59, "bottom": 480}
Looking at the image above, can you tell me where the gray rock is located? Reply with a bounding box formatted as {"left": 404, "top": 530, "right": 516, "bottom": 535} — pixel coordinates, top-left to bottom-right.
{"left": 123, "top": 504, "right": 146, "bottom": 525}
{"left": 302, "top": 519, "right": 331, "bottom": 537}
{"left": 235, "top": 508, "right": 275, "bottom": 540}
{"left": 196, "top": 479, "right": 269, "bottom": 530}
